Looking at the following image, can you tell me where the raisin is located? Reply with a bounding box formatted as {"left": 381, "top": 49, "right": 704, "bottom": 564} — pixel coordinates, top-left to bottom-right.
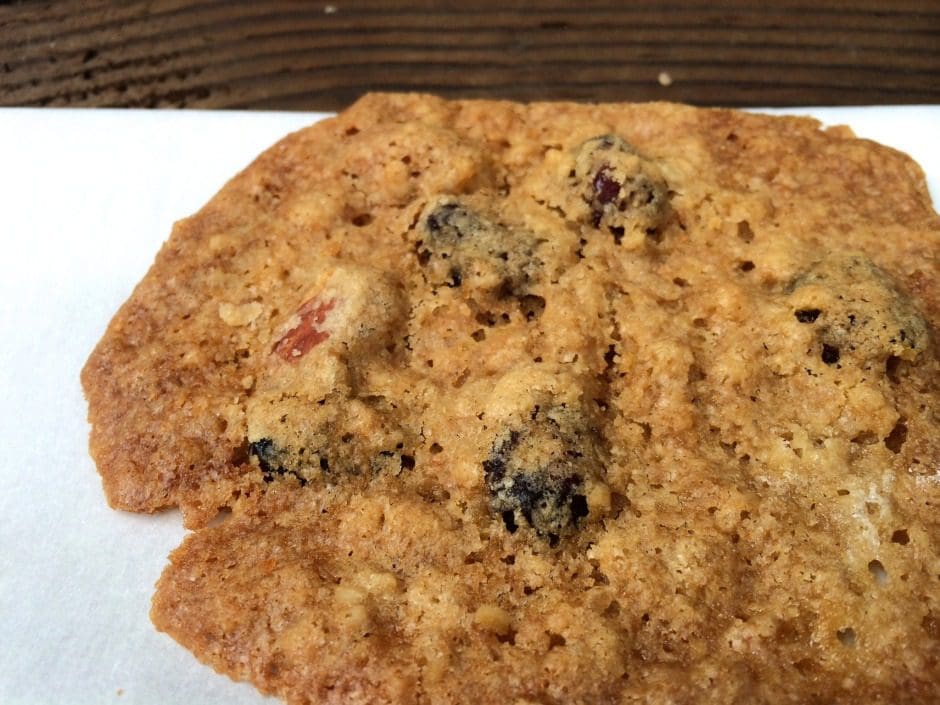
{"left": 419, "top": 199, "right": 540, "bottom": 296}
{"left": 248, "top": 433, "right": 409, "bottom": 482}
{"left": 423, "top": 202, "right": 485, "bottom": 248}
{"left": 788, "top": 254, "right": 927, "bottom": 369}
{"left": 426, "top": 202, "right": 463, "bottom": 234}
{"left": 573, "top": 134, "right": 669, "bottom": 242}
{"left": 249, "top": 437, "right": 307, "bottom": 485}
{"left": 593, "top": 167, "right": 621, "bottom": 206}
{"left": 247, "top": 395, "right": 409, "bottom": 485}
{"left": 249, "top": 437, "right": 283, "bottom": 474}
{"left": 483, "top": 407, "right": 601, "bottom": 543}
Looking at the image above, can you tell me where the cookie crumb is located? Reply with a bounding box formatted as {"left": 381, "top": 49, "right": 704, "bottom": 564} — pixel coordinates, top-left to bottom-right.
{"left": 658, "top": 71, "right": 673, "bottom": 86}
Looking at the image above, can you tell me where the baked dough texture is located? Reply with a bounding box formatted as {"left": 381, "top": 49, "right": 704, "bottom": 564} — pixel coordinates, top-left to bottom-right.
{"left": 82, "top": 94, "right": 940, "bottom": 704}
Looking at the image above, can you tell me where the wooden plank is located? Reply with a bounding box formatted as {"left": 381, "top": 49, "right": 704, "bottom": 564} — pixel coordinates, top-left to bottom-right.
{"left": 1, "top": 0, "right": 937, "bottom": 109}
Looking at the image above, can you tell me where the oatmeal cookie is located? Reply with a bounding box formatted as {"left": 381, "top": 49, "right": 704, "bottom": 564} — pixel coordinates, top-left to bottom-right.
{"left": 83, "top": 94, "right": 940, "bottom": 704}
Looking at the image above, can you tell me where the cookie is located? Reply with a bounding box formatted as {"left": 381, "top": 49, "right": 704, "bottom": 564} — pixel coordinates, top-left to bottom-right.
{"left": 82, "top": 94, "right": 940, "bottom": 704}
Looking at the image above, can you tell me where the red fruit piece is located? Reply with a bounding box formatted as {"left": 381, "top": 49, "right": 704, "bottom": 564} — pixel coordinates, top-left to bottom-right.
{"left": 592, "top": 167, "right": 621, "bottom": 206}
{"left": 273, "top": 298, "right": 337, "bottom": 362}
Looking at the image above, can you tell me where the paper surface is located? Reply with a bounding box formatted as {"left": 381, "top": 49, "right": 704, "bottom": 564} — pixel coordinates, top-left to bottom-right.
{"left": 0, "top": 106, "right": 936, "bottom": 705}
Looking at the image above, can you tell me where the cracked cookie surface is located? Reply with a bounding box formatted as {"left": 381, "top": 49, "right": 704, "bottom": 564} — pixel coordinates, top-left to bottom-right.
{"left": 83, "top": 94, "right": 940, "bottom": 704}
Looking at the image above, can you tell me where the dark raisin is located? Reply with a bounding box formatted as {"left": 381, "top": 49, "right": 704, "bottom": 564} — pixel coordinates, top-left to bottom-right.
{"left": 490, "top": 462, "right": 588, "bottom": 541}
{"left": 593, "top": 167, "right": 621, "bottom": 205}
{"left": 249, "top": 438, "right": 284, "bottom": 475}
{"left": 420, "top": 200, "right": 539, "bottom": 295}
{"left": 249, "top": 438, "right": 307, "bottom": 485}
{"left": 483, "top": 409, "right": 600, "bottom": 542}
{"left": 482, "top": 430, "right": 519, "bottom": 480}
{"left": 821, "top": 344, "right": 841, "bottom": 365}
{"left": 795, "top": 308, "right": 821, "bottom": 323}
{"left": 423, "top": 202, "right": 483, "bottom": 248}
{"left": 400, "top": 454, "right": 416, "bottom": 471}
{"left": 574, "top": 135, "right": 669, "bottom": 240}
{"left": 247, "top": 382, "right": 409, "bottom": 488}
{"left": 426, "top": 202, "right": 461, "bottom": 234}
{"left": 788, "top": 255, "right": 927, "bottom": 368}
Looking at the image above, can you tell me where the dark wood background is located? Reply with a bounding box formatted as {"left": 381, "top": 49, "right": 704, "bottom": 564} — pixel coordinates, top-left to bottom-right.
{"left": 1, "top": 0, "right": 938, "bottom": 110}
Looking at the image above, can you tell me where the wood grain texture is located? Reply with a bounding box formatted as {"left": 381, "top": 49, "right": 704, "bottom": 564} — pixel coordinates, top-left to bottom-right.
{"left": 1, "top": 0, "right": 938, "bottom": 109}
